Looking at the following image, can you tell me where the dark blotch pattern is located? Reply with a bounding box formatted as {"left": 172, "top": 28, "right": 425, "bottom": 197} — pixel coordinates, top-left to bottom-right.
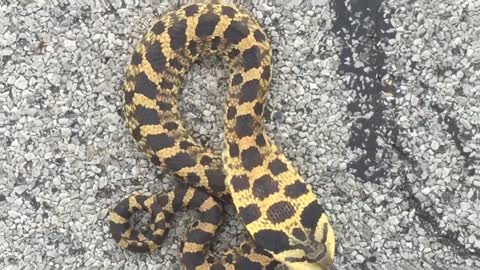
{"left": 160, "top": 80, "right": 174, "bottom": 89}
{"left": 211, "top": 36, "right": 221, "bottom": 50}
{"left": 225, "top": 254, "right": 234, "bottom": 264}
{"left": 262, "top": 65, "right": 271, "bottom": 80}
{"left": 255, "top": 134, "right": 266, "bottom": 146}
{"left": 292, "top": 228, "right": 306, "bottom": 241}
{"left": 134, "top": 107, "right": 160, "bottom": 126}
{"left": 284, "top": 180, "right": 308, "bottom": 199}
{"left": 205, "top": 169, "right": 226, "bottom": 193}
{"left": 187, "top": 173, "right": 200, "bottom": 184}
{"left": 242, "top": 45, "right": 262, "bottom": 70}
{"left": 188, "top": 41, "right": 198, "bottom": 56}
{"left": 127, "top": 243, "right": 150, "bottom": 253}
{"left": 186, "top": 190, "right": 205, "bottom": 209}
{"left": 238, "top": 204, "right": 261, "bottom": 224}
{"left": 157, "top": 101, "right": 172, "bottom": 111}
{"left": 253, "top": 102, "right": 264, "bottom": 116}
{"left": 132, "top": 127, "right": 142, "bottom": 141}
{"left": 241, "top": 146, "right": 263, "bottom": 170}
{"left": 224, "top": 21, "right": 249, "bottom": 44}
{"left": 241, "top": 243, "right": 252, "bottom": 253}
{"left": 227, "top": 106, "right": 237, "bottom": 120}
{"left": 169, "top": 58, "right": 183, "bottom": 70}
{"left": 212, "top": 264, "right": 226, "bottom": 270}
{"left": 300, "top": 201, "right": 325, "bottom": 229}
{"left": 254, "top": 247, "right": 273, "bottom": 258}
{"left": 266, "top": 201, "right": 295, "bottom": 224}
{"left": 235, "top": 114, "right": 255, "bottom": 138}
{"left": 186, "top": 229, "right": 211, "bottom": 244}
{"left": 151, "top": 21, "right": 165, "bottom": 35}
{"left": 235, "top": 257, "right": 263, "bottom": 270}
{"left": 168, "top": 19, "right": 187, "bottom": 50}
{"left": 229, "top": 142, "right": 239, "bottom": 157}
{"left": 228, "top": 48, "right": 240, "bottom": 59}
{"left": 173, "top": 185, "right": 188, "bottom": 209}
{"left": 165, "top": 152, "right": 196, "bottom": 171}
{"left": 201, "top": 204, "right": 223, "bottom": 224}
{"left": 206, "top": 256, "right": 214, "bottom": 264}
{"left": 254, "top": 230, "right": 290, "bottom": 253}
{"left": 184, "top": 4, "right": 198, "bottom": 16}
{"left": 150, "top": 155, "right": 161, "bottom": 166}
{"left": 232, "top": 73, "right": 243, "bottom": 86}
{"left": 131, "top": 52, "right": 143, "bottom": 65}
{"left": 179, "top": 140, "right": 194, "bottom": 150}
{"left": 196, "top": 12, "right": 220, "bottom": 37}
{"left": 114, "top": 195, "right": 138, "bottom": 216}
{"left": 124, "top": 91, "right": 134, "bottom": 104}
{"left": 254, "top": 29, "right": 266, "bottom": 42}
{"left": 157, "top": 194, "right": 169, "bottom": 208}
{"left": 221, "top": 6, "right": 236, "bottom": 18}
{"left": 200, "top": 155, "right": 212, "bottom": 166}
{"left": 239, "top": 79, "right": 260, "bottom": 104}
{"left": 230, "top": 174, "right": 249, "bottom": 192}
{"left": 268, "top": 158, "right": 288, "bottom": 176}
{"left": 146, "top": 134, "right": 175, "bottom": 151}
{"left": 182, "top": 252, "right": 204, "bottom": 267}
{"left": 252, "top": 175, "right": 278, "bottom": 200}
{"left": 163, "top": 122, "right": 179, "bottom": 131}
{"left": 110, "top": 219, "right": 129, "bottom": 240}
{"left": 145, "top": 42, "right": 167, "bottom": 73}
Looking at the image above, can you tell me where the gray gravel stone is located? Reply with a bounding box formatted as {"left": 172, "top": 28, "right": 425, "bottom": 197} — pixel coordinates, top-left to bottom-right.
{"left": 13, "top": 76, "right": 28, "bottom": 90}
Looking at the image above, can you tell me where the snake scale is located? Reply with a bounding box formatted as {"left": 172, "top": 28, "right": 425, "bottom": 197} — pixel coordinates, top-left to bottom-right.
{"left": 109, "top": 2, "right": 335, "bottom": 270}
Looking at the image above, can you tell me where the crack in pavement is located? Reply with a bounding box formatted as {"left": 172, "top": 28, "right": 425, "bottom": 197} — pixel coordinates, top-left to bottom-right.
{"left": 431, "top": 101, "right": 478, "bottom": 176}
{"left": 332, "top": 0, "right": 480, "bottom": 266}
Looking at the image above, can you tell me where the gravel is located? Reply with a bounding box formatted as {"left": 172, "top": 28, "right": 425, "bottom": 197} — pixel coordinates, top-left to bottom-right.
{"left": 0, "top": 0, "right": 479, "bottom": 269}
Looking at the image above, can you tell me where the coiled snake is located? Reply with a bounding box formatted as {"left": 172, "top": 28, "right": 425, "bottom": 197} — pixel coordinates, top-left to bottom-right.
{"left": 109, "top": 2, "right": 335, "bottom": 270}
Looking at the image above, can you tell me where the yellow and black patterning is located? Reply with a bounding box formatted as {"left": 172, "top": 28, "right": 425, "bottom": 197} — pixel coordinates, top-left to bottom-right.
{"left": 110, "top": 3, "right": 335, "bottom": 270}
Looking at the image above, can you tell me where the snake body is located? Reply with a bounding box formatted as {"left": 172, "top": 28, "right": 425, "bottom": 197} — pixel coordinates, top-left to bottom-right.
{"left": 110, "top": 3, "right": 335, "bottom": 270}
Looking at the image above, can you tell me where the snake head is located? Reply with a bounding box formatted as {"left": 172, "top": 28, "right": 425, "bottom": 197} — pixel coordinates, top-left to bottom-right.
{"left": 252, "top": 199, "right": 336, "bottom": 270}
{"left": 284, "top": 222, "right": 336, "bottom": 270}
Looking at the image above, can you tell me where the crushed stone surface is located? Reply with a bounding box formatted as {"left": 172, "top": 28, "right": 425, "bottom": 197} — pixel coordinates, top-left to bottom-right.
{"left": 0, "top": 0, "right": 479, "bottom": 269}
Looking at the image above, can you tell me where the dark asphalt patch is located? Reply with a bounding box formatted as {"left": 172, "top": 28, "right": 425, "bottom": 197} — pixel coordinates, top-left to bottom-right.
{"left": 332, "top": 0, "right": 397, "bottom": 183}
